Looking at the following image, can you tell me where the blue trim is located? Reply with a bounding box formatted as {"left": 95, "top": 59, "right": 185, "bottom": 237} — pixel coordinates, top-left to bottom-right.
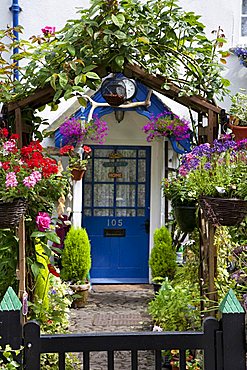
{"left": 55, "top": 74, "right": 191, "bottom": 154}
{"left": 10, "top": 0, "right": 21, "bottom": 80}
{"left": 91, "top": 278, "right": 149, "bottom": 284}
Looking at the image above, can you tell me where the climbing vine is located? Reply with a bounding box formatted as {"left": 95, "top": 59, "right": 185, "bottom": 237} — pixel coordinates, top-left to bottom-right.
{"left": 0, "top": 0, "right": 230, "bottom": 107}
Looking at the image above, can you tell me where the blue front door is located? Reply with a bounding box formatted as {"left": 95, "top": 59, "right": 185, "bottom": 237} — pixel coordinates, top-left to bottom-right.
{"left": 82, "top": 146, "right": 151, "bottom": 283}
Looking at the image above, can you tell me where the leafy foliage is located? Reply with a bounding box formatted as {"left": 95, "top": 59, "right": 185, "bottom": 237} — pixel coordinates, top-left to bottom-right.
{"left": 149, "top": 241, "right": 201, "bottom": 331}
{"left": 229, "top": 89, "right": 247, "bottom": 125}
{"left": 163, "top": 138, "right": 247, "bottom": 206}
{"left": 61, "top": 227, "right": 91, "bottom": 283}
{"left": 148, "top": 277, "right": 201, "bottom": 331}
{"left": 28, "top": 276, "right": 80, "bottom": 369}
{"left": 0, "top": 0, "right": 230, "bottom": 104}
{"left": 0, "top": 230, "right": 18, "bottom": 300}
{"left": 149, "top": 226, "right": 177, "bottom": 280}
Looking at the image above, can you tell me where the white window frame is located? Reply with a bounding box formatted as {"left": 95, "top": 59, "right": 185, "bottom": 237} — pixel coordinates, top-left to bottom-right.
{"left": 240, "top": 0, "right": 247, "bottom": 43}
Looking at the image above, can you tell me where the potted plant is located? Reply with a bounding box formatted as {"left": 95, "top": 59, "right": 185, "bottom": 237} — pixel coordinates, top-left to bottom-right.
{"left": 0, "top": 128, "right": 67, "bottom": 227}
{"left": 166, "top": 136, "right": 247, "bottom": 226}
{"left": 60, "top": 226, "right": 91, "bottom": 307}
{"left": 149, "top": 226, "right": 177, "bottom": 293}
{"left": 142, "top": 110, "right": 191, "bottom": 142}
{"left": 59, "top": 115, "right": 109, "bottom": 146}
{"left": 59, "top": 144, "right": 92, "bottom": 180}
{"left": 162, "top": 175, "right": 197, "bottom": 233}
{"left": 228, "top": 89, "right": 247, "bottom": 141}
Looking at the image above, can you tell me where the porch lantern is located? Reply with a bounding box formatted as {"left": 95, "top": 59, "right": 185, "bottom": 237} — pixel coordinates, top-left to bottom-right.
{"left": 101, "top": 78, "right": 127, "bottom": 106}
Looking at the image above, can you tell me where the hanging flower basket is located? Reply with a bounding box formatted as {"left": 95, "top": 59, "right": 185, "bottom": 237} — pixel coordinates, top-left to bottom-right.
{"left": 0, "top": 198, "right": 27, "bottom": 228}
{"left": 174, "top": 205, "right": 197, "bottom": 232}
{"left": 199, "top": 197, "right": 247, "bottom": 226}
{"left": 71, "top": 169, "right": 85, "bottom": 181}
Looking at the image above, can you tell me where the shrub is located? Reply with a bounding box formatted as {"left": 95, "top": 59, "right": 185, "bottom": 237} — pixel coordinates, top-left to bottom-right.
{"left": 60, "top": 227, "right": 91, "bottom": 283}
{"left": 149, "top": 226, "right": 177, "bottom": 280}
{"left": 148, "top": 278, "right": 201, "bottom": 331}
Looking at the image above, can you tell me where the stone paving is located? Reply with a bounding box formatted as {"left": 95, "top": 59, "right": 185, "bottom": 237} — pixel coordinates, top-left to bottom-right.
{"left": 69, "top": 284, "right": 157, "bottom": 369}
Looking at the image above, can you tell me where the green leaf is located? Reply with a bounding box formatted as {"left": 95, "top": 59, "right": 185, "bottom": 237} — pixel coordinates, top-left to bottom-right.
{"left": 58, "top": 73, "right": 68, "bottom": 89}
{"left": 68, "top": 44, "right": 76, "bottom": 56}
{"left": 31, "top": 261, "right": 45, "bottom": 279}
{"left": 137, "top": 36, "right": 150, "bottom": 44}
{"left": 53, "top": 88, "right": 63, "bottom": 102}
{"left": 81, "top": 64, "right": 97, "bottom": 73}
{"left": 38, "top": 105, "right": 46, "bottom": 112}
{"left": 115, "top": 55, "right": 125, "bottom": 68}
{"left": 114, "top": 30, "right": 126, "bottom": 39}
{"left": 45, "top": 232, "right": 61, "bottom": 244}
{"left": 31, "top": 231, "right": 47, "bottom": 238}
{"left": 85, "top": 71, "right": 100, "bottom": 79}
{"left": 50, "top": 103, "right": 59, "bottom": 111}
{"left": 50, "top": 74, "right": 58, "bottom": 91}
{"left": 63, "top": 88, "right": 73, "bottom": 100}
{"left": 72, "top": 86, "right": 85, "bottom": 92}
{"left": 111, "top": 14, "right": 125, "bottom": 29}
{"left": 78, "top": 96, "right": 87, "bottom": 107}
{"left": 74, "top": 74, "right": 86, "bottom": 85}
{"left": 70, "top": 61, "right": 77, "bottom": 71}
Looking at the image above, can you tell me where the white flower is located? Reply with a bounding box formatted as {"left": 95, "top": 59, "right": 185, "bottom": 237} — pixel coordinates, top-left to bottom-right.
{"left": 215, "top": 186, "right": 226, "bottom": 194}
{"left": 153, "top": 325, "right": 163, "bottom": 332}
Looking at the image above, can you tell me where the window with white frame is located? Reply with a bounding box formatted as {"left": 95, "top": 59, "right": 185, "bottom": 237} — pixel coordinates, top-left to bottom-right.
{"left": 242, "top": 0, "right": 247, "bottom": 37}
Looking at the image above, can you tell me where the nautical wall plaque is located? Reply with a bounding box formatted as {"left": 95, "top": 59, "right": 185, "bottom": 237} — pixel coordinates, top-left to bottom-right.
{"left": 108, "top": 172, "right": 122, "bottom": 178}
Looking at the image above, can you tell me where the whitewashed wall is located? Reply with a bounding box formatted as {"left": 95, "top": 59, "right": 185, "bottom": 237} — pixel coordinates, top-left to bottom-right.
{"left": 0, "top": 0, "right": 90, "bottom": 38}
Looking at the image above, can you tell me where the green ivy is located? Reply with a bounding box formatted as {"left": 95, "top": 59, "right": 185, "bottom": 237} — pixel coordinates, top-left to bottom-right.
{"left": 0, "top": 0, "right": 230, "bottom": 106}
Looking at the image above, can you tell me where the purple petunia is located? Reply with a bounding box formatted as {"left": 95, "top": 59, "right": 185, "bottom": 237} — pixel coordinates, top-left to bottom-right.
{"left": 142, "top": 111, "right": 191, "bottom": 142}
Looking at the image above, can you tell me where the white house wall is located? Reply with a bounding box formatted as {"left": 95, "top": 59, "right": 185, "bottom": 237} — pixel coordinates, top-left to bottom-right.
{"left": 0, "top": 0, "right": 90, "bottom": 38}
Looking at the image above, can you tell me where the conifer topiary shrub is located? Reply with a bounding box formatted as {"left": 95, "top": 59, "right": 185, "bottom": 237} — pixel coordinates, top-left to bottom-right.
{"left": 60, "top": 226, "right": 91, "bottom": 284}
{"left": 149, "top": 226, "right": 177, "bottom": 280}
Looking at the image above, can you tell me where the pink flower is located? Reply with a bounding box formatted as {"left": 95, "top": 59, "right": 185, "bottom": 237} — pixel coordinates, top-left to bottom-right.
{"left": 178, "top": 165, "right": 188, "bottom": 177}
{"left": 23, "top": 175, "right": 36, "bottom": 188}
{"left": 41, "top": 26, "right": 56, "bottom": 35}
{"left": 23, "top": 171, "right": 42, "bottom": 188}
{"left": 3, "top": 139, "right": 17, "bottom": 153}
{"left": 6, "top": 172, "right": 18, "bottom": 187}
{"left": 36, "top": 212, "right": 51, "bottom": 231}
{"left": 31, "top": 171, "right": 42, "bottom": 181}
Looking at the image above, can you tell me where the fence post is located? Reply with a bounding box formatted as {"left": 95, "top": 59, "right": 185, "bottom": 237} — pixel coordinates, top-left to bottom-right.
{"left": 0, "top": 287, "right": 23, "bottom": 362}
{"left": 219, "top": 289, "right": 246, "bottom": 370}
{"left": 23, "top": 320, "right": 41, "bottom": 370}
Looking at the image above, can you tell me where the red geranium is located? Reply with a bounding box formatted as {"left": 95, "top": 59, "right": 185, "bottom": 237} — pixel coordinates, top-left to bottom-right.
{"left": 0, "top": 128, "right": 9, "bottom": 138}
{"left": 2, "top": 161, "right": 10, "bottom": 170}
{"left": 83, "top": 145, "right": 92, "bottom": 154}
{"left": 10, "top": 134, "right": 20, "bottom": 140}
{"left": 59, "top": 145, "right": 74, "bottom": 155}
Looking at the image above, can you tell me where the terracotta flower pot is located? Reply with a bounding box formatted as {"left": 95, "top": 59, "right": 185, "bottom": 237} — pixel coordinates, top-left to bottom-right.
{"left": 71, "top": 169, "right": 85, "bottom": 181}
{"left": 70, "top": 283, "right": 90, "bottom": 308}
{"left": 228, "top": 123, "right": 247, "bottom": 141}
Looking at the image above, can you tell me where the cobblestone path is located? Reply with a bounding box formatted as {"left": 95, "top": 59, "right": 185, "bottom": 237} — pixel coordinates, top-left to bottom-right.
{"left": 69, "top": 284, "right": 156, "bottom": 370}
